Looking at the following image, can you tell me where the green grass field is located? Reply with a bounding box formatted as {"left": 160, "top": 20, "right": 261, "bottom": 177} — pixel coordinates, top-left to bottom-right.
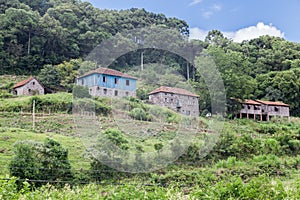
{"left": 1, "top": 90, "right": 300, "bottom": 199}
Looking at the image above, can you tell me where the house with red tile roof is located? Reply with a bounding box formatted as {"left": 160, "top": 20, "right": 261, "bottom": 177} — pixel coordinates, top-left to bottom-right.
{"left": 76, "top": 67, "right": 137, "bottom": 98}
{"left": 148, "top": 86, "right": 199, "bottom": 116}
{"left": 12, "top": 77, "right": 44, "bottom": 96}
{"left": 235, "top": 98, "right": 289, "bottom": 121}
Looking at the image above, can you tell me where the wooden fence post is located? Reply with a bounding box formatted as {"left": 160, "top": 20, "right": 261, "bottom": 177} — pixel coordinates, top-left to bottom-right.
{"left": 32, "top": 99, "right": 35, "bottom": 130}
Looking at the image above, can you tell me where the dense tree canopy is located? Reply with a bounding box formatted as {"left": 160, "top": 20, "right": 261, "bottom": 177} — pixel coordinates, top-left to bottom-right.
{"left": 194, "top": 34, "right": 300, "bottom": 116}
{"left": 1, "top": 0, "right": 300, "bottom": 115}
{"left": 0, "top": 0, "right": 189, "bottom": 75}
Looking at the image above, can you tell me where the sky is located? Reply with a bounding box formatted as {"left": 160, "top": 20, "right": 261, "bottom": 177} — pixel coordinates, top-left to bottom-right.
{"left": 85, "top": 0, "right": 300, "bottom": 43}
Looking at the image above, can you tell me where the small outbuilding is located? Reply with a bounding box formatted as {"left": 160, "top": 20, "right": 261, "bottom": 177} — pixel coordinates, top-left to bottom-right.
{"left": 12, "top": 77, "right": 44, "bottom": 96}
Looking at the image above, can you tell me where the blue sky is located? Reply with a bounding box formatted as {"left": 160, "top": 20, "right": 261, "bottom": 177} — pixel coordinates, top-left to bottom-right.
{"left": 86, "top": 0, "right": 300, "bottom": 43}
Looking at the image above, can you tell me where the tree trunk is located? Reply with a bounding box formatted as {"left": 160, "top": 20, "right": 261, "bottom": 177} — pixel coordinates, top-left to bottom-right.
{"left": 27, "top": 31, "right": 31, "bottom": 55}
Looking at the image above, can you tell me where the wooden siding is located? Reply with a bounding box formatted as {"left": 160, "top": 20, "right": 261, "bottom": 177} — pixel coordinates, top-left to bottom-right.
{"left": 77, "top": 74, "right": 136, "bottom": 98}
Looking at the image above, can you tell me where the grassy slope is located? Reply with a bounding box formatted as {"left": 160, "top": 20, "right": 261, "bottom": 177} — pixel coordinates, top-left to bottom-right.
{"left": 0, "top": 75, "right": 29, "bottom": 87}
{"left": 0, "top": 126, "right": 88, "bottom": 176}
{"left": 1, "top": 87, "right": 300, "bottom": 198}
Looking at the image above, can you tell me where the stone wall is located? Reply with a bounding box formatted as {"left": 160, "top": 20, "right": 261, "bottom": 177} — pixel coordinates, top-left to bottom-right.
{"left": 89, "top": 86, "right": 136, "bottom": 98}
{"left": 13, "top": 79, "right": 44, "bottom": 95}
{"left": 264, "top": 105, "right": 289, "bottom": 117}
{"left": 149, "top": 92, "right": 199, "bottom": 116}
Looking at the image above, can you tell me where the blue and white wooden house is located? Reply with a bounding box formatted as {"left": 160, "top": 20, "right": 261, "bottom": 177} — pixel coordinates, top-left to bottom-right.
{"left": 76, "top": 68, "right": 137, "bottom": 98}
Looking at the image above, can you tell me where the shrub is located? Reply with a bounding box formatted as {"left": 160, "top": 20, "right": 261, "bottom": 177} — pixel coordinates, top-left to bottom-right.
{"left": 9, "top": 138, "right": 73, "bottom": 187}
{"left": 193, "top": 175, "right": 287, "bottom": 199}
{"left": 257, "top": 123, "right": 278, "bottom": 134}
{"left": 94, "top": 101, "right": 111, "bottom": 116}
{"left": 251, "top": 154, "right": 282, "bottom": 175}
{"left": 72, "top": 85, "right": 91, "bottom": 98}
{"left": 102, "top": 128, "right": 129, "bottom": 150}
{"left": 0, "top": 90, "right": 13, "bottom": 98}
{"left": 0, "top": 177, "right": 30, "bottom": 199}
{"left": 129, "top": 108, "right": 151, "bottom": 121}
{"left": 261, "top": 138, "right": 281, "bottom": 155}
{"left": 32, "top": 93, "right": 73, "bottom": 113}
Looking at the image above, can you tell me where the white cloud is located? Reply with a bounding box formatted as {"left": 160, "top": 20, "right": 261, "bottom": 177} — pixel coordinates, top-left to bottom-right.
{"left": 189, "top": 22, "right": 285, "bottom": 43}
{"left": 211, "top": 3, "right": 222, "bottom": 11}
{"left": 200, "top": 3, "right": 222, "bottom": 19}
{"left": 188, "top": 0, "right": 203, "bottom": 6}
{"left": 190, "top": 28, "right": 208, "bottom": 41}
{"left": 227, "top": 22, "right": 284, "bottom": 42}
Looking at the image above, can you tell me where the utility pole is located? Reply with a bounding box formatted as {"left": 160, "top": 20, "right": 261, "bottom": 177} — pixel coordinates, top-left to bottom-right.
{"left": 186, "top": 61, "right": 189, "bottom": 80}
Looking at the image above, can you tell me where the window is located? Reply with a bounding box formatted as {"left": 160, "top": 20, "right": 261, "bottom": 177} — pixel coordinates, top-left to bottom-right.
{"left": 114, "top": 78, "right": 118, "bottom": 84}
{"left": 275, "top": 107, "right": 279, "bottom": 112}
{"left": 103, "top": 89, "right": 107, "bottom": 95}
{"left": 103, "top": 76, "right": 106, "bottom": 82}
{"left": 32, "top": 82, "right": 35, "bottom": 85}
{"left": 126, "top": 80, "right": 130, "bottom": 86}
{"left": 28, "top": 89, "right": 31, "bottom": 92}
{"left": 114, "top": 90, "right": 118, "bottom": 96}
{"left": 125, "top": 92, "right": 129, "bottom": 96}
{"left": 81, "top": 79, "right": 84, "bottom": 85}
{"left": 247, "top": 105, "right": 251, "bottom": 109}
{"left": 97, "top": 86, "right": 100, "bottom": 90}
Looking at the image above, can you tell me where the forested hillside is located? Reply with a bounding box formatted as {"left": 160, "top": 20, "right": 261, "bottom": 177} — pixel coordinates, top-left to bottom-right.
{"left": 2, "top": 1, "right": 300, "bottom": 198}
{"left": 0, "top": 0, "right": 188, "bottom": 74}
{"left": 1, "top": 0, "right": 300, "bottom": 115}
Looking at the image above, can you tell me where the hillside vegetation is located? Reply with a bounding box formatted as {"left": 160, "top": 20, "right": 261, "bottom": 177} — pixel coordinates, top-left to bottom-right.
{"left": 1, "top": 0, "right": 300, "bottom": 199}
{"left": 1, "top": 92, "right": 300, "bottom": 199}
{"left": 1, "top": 0, "right": 300, "bottom": 115}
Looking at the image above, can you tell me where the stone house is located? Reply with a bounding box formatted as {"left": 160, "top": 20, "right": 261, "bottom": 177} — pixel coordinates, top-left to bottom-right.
{"left": 237, "top": 99, "right": 289, "bottom": 121}
{"left": 148, "top": 86, "right": 199, "bottom": 116}
{"left": 13, "top": 77, "right": 44, "bottom": 96}
{"left": 76, "top": 67, "right": 137, "bottom": 98}
{"left": 255, "top": 100, "right": 290, "bottom": 121}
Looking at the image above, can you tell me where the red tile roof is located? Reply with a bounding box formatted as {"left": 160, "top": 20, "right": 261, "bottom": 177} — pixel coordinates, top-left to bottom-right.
{"left": 231, "top": 98, "right": 289, "bottom": 107}
{"left": 78, "top": 67, "right": 137, "bottom": 79}
{"left": 243, "top": 99, "right": 261, "bottom": 105}
{"left": 230, "top": 98, "right": 261, "bottom": 105}
{"left": 13, "top": 77, "right": 35, "bottom": 89}
{"left": 255, "top": 100, "right": 289, "bottom": 107}
{"left": 149, "top": 86, "right": 199, "bottom": 97}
